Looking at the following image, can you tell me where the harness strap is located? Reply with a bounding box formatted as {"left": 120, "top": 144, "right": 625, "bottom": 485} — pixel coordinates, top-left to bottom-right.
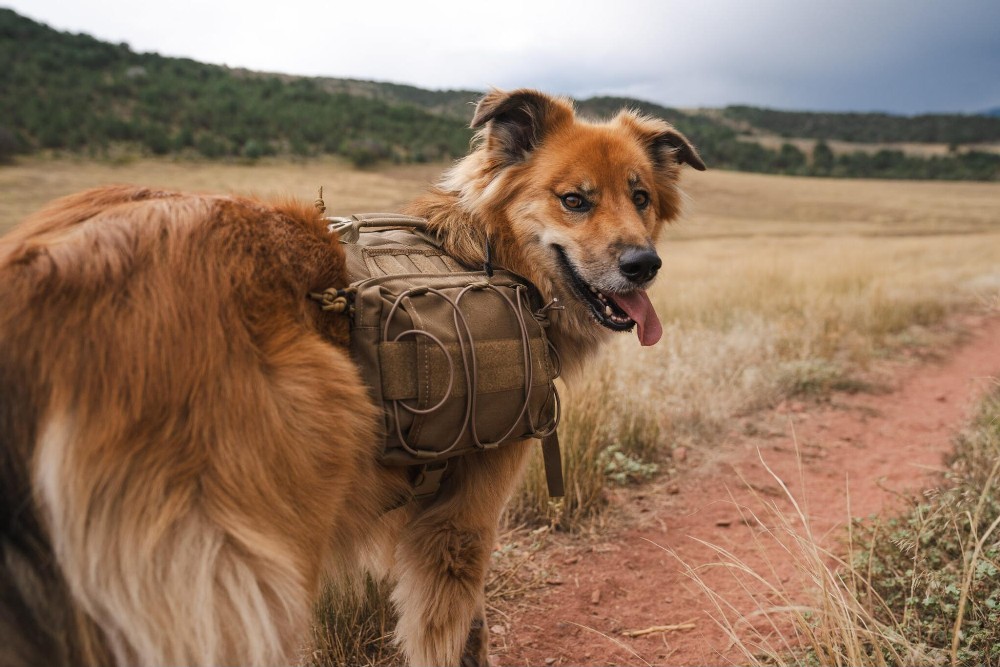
{"left": 542, "top": 432, "right": 565, "bottom": 497}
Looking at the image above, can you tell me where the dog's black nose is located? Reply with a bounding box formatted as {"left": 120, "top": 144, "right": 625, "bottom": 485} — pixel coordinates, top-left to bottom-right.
{"left": 619, "top": 246, "right": 662, "bottom": 283}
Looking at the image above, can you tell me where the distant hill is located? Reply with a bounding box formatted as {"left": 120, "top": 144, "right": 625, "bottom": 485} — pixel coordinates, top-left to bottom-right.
{"left": 723, "top": 105, "right": 1000, "bottom": 144}
{"left": 981, "top": 108, "right": 1000, "bottom": 118}
{"left": 0, "top": 9, "right": 473, "bottom": 166}
{"left": 1, "top": 8, "right": 998, "bottom": 180}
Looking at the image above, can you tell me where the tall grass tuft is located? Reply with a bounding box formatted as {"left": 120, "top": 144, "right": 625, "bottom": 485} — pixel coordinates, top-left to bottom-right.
{"left": 507, "top": 359, "right": 662, "bottom": 530}
{"left": 309, "top": 576, "right": 402, "bottom": 667}
{"left": 669, "top": 450, "right": 937, "bottom": 666}
{"left": 670, "top": 385, "right": 1000, "bottom": 667}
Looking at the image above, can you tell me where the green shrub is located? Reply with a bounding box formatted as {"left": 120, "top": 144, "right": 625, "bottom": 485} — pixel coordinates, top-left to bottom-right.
{"left": 852, "top": 387, "right": 1000, "bottom": 665}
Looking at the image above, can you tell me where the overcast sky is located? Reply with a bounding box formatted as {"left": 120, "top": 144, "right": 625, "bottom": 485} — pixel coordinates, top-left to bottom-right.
{"left": 6, "top": 0, "right": 999, "bottom": 114}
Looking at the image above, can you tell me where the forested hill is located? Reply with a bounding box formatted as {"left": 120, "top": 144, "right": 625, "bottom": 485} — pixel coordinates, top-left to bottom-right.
{"left": 1, "top": 8, "right": 998, "bottom": 180}
{"left": 723, "top": 105, "right": 1000, "bottom": 145}
{"left": 0, "top": 9, "right": 478, "bottom": 166}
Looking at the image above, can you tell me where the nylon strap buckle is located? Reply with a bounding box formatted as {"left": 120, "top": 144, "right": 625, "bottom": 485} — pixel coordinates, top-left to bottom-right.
{"left": 412, "top": 461, "right": 449, "bottom": 499}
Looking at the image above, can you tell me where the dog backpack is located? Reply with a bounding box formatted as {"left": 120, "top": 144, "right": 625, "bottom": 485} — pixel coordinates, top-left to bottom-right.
{"left": 311, "top": 213, "right": 564, "bottom": 499}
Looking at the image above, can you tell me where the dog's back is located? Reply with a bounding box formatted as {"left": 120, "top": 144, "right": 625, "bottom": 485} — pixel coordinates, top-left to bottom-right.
{"left": 0, "top": 186, "right": 387, "bottom": 665}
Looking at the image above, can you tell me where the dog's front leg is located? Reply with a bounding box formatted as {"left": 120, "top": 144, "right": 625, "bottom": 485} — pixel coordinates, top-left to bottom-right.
{"left": 460, "top": 601, "right": 489, "bottom": 667}
{"left": 392, "top": 441, "right": 532, "bottom": 667}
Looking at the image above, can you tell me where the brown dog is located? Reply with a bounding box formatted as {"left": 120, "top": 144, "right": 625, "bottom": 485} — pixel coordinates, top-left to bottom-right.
{"left": 0, "top": 89, "right": 703, "bottom": 666}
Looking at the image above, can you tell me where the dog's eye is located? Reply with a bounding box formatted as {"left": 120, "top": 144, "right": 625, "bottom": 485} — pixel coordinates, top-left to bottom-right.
{"left": 633, "top": 190, "right": 650, "bottom": 210}
{"left": 560, "top": 193, "right": 590, "bottom": 212}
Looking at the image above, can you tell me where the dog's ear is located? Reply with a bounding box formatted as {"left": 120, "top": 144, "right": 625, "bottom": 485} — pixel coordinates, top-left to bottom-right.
{"left": 619, "top": 112, "right": 705, "bottom": 221}
{"left": 619, "top": 112, "right": 706, "bottom": 172}
{"left": 471, "top": 89, "right": 573, "bottom": 164}
{"left": 650, "top": 127, "right": 706, "bottom": 172}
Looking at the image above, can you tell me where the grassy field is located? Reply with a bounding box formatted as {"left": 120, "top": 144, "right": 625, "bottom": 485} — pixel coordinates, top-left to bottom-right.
{"left": 6, "top": 155, "right": 1000, "bottom": 238}
{"left": 3, "top": 157, "right": 999, "bottom": 664}
{"left": 0, "top": 156, "right": 441, "bottom": 235}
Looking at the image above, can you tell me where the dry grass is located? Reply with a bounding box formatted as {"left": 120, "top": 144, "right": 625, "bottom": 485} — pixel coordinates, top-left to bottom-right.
{"left": 514, "top": 227, "right": 1000, "bottom": 529}
{"left": 507, "top": 365, "right": 662, "bottom": 529}
{"left": 671, "top": 385, "right": 1000, "bottom": 667}
{"left": 307, "top": 577, "right": 402, "bottom": 667}
{"left": 0, "top": 155, "right": 443, "bottom": 234}
{"left": 668, "top": 449, "right": 935, "bottom": 667}
{"left": 676, "top": 169, "right": 1000, "bottom": 239}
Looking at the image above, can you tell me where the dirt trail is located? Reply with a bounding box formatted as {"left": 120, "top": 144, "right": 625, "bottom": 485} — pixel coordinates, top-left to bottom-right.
{"left": 497, "top": 314, "right": 1000, "bottom": 666}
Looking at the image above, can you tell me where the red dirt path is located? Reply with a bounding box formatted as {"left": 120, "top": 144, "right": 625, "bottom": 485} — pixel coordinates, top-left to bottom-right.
{"left": 495, "top": 314, "right": 1000, "bottom": 666}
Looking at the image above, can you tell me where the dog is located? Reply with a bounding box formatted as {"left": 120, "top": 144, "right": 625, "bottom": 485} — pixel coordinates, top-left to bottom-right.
{"left": 0, "top": 89, "right": 704, "bottom": 666}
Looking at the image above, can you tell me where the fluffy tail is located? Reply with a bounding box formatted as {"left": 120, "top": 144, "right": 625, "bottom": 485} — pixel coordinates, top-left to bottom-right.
{"left": 1, "top": 186, "right": 382, "bottom": 665}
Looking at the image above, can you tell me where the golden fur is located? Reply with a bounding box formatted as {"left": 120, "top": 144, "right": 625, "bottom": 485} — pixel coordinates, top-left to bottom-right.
{"left": 0, "top": 90, "right": 702, "bottom": 666}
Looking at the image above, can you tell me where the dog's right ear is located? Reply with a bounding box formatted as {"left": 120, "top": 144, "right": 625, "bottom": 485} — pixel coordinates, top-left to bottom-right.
{"left": 471, "top": 89, "right": 573, "bottom": 164}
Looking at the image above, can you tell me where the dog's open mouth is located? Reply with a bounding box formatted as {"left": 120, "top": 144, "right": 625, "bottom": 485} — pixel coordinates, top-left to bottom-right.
{"left": 552, "top": 246, "right": 663, "bottom": 347}
{"left": 553, "top": 245, "right": 635, "bottom": 332}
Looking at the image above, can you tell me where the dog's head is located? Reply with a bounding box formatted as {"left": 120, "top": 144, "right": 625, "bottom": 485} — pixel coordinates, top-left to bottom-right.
{"left": 438, "top": 89, "right": 704, "bottom": 359}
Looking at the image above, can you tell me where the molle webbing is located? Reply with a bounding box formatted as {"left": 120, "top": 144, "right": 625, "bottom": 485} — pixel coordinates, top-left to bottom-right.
{"left": 378, "top": 338, "right": 552, "bottom": 401}
{"left": 322, "top": 214, "right": 564, "bottom": 497}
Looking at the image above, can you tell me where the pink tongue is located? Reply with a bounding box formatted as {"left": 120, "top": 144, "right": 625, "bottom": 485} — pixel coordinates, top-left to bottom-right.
{"left": 608, "top": 290, "right": 663, "bottom": 346}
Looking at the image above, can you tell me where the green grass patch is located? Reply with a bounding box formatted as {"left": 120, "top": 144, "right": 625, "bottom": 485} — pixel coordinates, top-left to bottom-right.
{"left": 851, "top": 384, "right": 1000, "bottom": 665}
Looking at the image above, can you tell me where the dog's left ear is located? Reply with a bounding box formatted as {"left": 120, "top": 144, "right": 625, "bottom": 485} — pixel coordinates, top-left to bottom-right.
{"left": 619, "top": 112, "right": 707, "bottom": 172}
{"left": 471, "top": 89, "right": 573, "bottom": 164}
{"left": 650, "top": 128, "right": 706, "bottom": 172}
{"left": 619, "top": 112, "right": 706, "bottom": 222}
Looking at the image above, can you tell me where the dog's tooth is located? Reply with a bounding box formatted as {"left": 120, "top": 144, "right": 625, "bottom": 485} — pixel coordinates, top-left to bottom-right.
{"left": 589, "top": 285, "right": 597, "bottom": 294}
{"left": 604, "top": 305, "right": 612, "bottom": 317}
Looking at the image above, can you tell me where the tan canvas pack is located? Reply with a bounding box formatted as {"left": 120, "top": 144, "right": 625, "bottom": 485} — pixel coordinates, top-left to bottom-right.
{"left": 310, "top": 213, "right": 564, "bottom": 498}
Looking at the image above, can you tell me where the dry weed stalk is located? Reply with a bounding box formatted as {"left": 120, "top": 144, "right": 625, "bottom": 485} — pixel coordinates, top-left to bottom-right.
{"left": 948, "top": 456, "right": 1000, "bottom": 666}
{"left": 661, "top": 444, "right": 934, "bottom": 666}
